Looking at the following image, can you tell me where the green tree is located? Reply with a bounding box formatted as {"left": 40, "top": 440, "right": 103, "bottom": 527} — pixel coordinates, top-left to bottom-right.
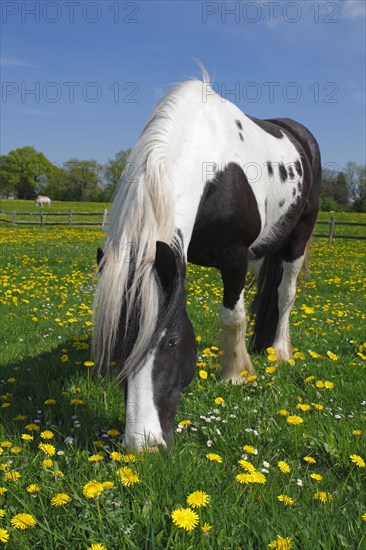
{"left": 320, "top": 168, "right": 350, "bottom": 211}
{"left": 103, "top": 149, "right": 130, "bottom": 201}
{"left": 57, "top": 159, "right": 104, "bottom": 201}
{"left": 345, "top": 162, "right": 366, "bottom": 212}
{"left": 0, "top": 147, "right": 57, "bottom": 199}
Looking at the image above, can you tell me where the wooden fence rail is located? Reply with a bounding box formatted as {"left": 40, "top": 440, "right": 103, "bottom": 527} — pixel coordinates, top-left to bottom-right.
{"left": 0, "top": 209, "right": 110, "bottom": 230}
{"left": 0, "top": 211, "right": 365, "bottom": 242}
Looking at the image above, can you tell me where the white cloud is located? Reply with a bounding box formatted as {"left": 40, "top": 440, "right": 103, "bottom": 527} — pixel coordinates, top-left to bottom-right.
{"left": 344, "top": 0, "right": 366, "bottom": 18}
{"left": 0, "top": 57, "right": 36, "bottom": 68}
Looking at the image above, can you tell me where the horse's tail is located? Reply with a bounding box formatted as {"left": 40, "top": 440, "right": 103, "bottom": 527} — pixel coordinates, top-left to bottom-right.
{"left": 251, "top": 251, "right": 283, "bottom": 353}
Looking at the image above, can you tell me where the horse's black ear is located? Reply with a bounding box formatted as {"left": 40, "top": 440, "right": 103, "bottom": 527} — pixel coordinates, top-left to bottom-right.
{"left": 97, "top": 247, "right": 104, "bottom": 272}
{"left": 155, "top": 241, "right": 177, "bottom": 294}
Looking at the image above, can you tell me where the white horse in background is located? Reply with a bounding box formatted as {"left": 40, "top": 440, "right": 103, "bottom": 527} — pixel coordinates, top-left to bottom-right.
{"left": 35, "top": 195, "right": 51, "bottom": 207}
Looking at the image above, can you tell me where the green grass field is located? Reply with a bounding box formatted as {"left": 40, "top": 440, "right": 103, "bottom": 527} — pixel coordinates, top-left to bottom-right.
{"left": 0, "top": 202, "right": 365, "bottom": 549}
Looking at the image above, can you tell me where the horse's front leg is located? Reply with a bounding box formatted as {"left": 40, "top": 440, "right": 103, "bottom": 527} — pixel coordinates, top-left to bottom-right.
{"left": 219, "top": 246, "right": 255, "bottom": 384}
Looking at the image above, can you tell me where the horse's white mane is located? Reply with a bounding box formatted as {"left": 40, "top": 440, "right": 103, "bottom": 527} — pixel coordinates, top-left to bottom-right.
{"left": 92, "top": 66, "right": 210, "bottom": 378}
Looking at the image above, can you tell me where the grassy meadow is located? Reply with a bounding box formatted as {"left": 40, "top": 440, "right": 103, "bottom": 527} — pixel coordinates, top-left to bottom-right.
{"left": 0, "top": 201, "right": 365, "bottom": 549}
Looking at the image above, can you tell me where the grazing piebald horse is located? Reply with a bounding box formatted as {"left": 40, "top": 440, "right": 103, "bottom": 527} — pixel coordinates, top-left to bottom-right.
{"left": 35, "top": 195, "right": 51, "bottom": 207}
{"left": 93, "top": 74, "right": 321, "bottom": 450}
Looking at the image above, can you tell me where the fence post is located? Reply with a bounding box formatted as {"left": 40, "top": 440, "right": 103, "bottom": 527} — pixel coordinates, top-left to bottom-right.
{"left": 40, "top": 210, "right": 44, "bottom": 227}
{"left": 329, "top": 215, "right": 335, "bottom": 244}
{"left": 12, "top": 211, "right": 17, "bottom": 225}
{"left": 102, "top": 208, "right": 108, "bottom": 230}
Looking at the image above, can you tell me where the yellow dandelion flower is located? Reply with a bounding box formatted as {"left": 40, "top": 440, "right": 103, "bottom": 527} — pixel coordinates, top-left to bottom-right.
{"left": 83, "top": 361, "right": 94, "bottom": 367}
{"left": 178, "top": 419, "right": 191, "bottom": 427}
{"left": 21, "top": 434, "right": 33, "bottom": 442}
{"left": 350, "top": 454, "right": 365, "bottom": 468}
{"left": 110, "top": 452, "right": 122, "bottom": 462}
{"left": 88, "top": 453, "right": 104, "bottom": 463}
{"left": 102, "top": 481, "right": 114, "bottom": 490}
{"left": 87, "top": 545, "right": 107, "bottom": 550}
{"left": 4, "top": 471, "right": 21, "bottom": 482}
{"left": 362, "top": 513, "right": 366, "bottom": 522}
{"left": 287, "top": 415, "right": 304, "bottom": 425}
{"left": 0, "top": 528, "right": 9, "bottom": 543}
{"left": 117, "top": 467, "right": 141, "bottom": 487}
{"left": 26, "top": 484, "right": 41, "bottom": 494}
{"left": 60, "top": 354, "right": 68, "bottom": 362}
{"left": 51, "top": 493, "right": 71, "bottom": 507}
{"left": 38, "top": 443, "right": 55, "bottom": 456}
{"left": 42, "top": 459, "right": 53, "bottom": 468}
{"left": 315, "top": 380, "right": 325, "bottom": 389}
{"left": 304, "top": 375, "right": 315, "bottom": 384}
{"left": 214, "top": 397, "right": 224, "bottom": 405}
{"left": 10, "top": 447, "right": 22, "bottom": 455}
{"left": 83, "top": 480, "right": 104, "bottom": 499}
{"left": 206, "top": 453, "right": 222, "bottom": 463}
{"left": 313, "top": 403, "right": 324, "bottom": 411}
{"left": 171, "top": 508, "right": 199, "bottom": 531}
{"left": 199, "top": 370, "right": 208, "bottom": 380}
{"left": 326, "top": 351, "right": 338, "bottom": 361}
{"left": 310, "top": 473, "right": 323, "bottom": 481}
{"left": 121, "top": 454, "right": 136, "bottom": 464}
{"left": 106, "top": 429, "right": 120, "bottom": 437}
{"left": 201, "top": 522, "right": 212, "bottom": 533}
{"left": 238, "top": 459, "right": 256, "bottom": 473}
{"left": 352, "top": 430, "right": 361, "bottom": 436}
{"left": 324, "top": 381, "right": 334, "bottom": 389}
{"left": 70, "top": 398, "right": 84, "bottom": 406}
{"left": 186, "top": 490, "right": 210, "bottom": 508}
{"left": 279, "top": 409, "right": 289, "bottom": 416}
{"left": 0, "top": 510, "right": 5, "bottom": 518}
{"left": 44, "top": 399, "right": 56, "bottom": 405}
{"left": 268, "top": 535, "right": 293, "bottom": 549}
{"left": 296, "top": 404, "right": 311, "bottom": 412}
{"left": 243, "top": 445, "right": 257, "bottom": 455}
{"left": 277, "top": 495, "right": 294, "bottom": 506}
{"left": 236, "top": 471, "right": 266, "bottom": 484}
{"left": 40, "top": 430, "right": 54, "bottom": 440}
{"left": 313, "top": 491, "right": 333, "bottom": 503}
{"left": 277, "top": 461, "right": 291, "bottom": 473}
{"left": 265, "top": 366, "right": 277, "bottom": 374}
{"left": 309, "top": 351, "right": 322, "bottom": 359}
{"left": 25, "top": 423, "right": 40, "bottom": 432}
{"left": 249, "top": 471, "right": 266, "bottom": 484}
{"left": 0, "top": 488, "right": 8, "bottom": 496}
{"left": 11, "top": 513, "right": 37, "bottom": 530}
{"left": 304, "top": 456, "right": 316, "bottom": 464}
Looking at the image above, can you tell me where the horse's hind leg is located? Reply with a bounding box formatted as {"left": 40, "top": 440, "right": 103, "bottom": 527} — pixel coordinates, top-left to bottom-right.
{"left": 272, "top": 254, "right": 305, "bottom": 361}
{"left": 219, "top": 246, "right": 255, "bottom": 384}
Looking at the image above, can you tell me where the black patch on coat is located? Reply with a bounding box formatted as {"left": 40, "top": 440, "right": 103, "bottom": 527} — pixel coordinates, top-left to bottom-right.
{"left": 279, "top": 199, "right": 285, "bottom": 207}
{"left": 267, "top": 161, "right": 273, "bottom": 177}
{"left": 292, "top": 187, "right": 296, "bottom": 197}
{"left": 188, "top": 162, "right": 261, "bottom": 270}
{"left": 279, "top": 163, "right": 287, "bottom": 182}
{"left": 295, "top": 159, "right": 302, "bottom": 177}
{"left": 239, "top": 132, "right": 244, "bottom": 141}
{"left": 235, "top": 119, "right": 243, "bottom": 130}
{"left": 288, "top": 165, "right": 295, "bottom": 179}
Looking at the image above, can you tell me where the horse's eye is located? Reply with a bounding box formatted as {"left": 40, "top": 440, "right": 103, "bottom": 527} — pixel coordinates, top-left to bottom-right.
{"left": 167, "top": 337, "right": 178, "bottom": 349}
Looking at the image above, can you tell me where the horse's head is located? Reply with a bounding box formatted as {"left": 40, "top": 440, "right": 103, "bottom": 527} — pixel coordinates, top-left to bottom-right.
{"left": 97, "top": 241, "right": 197, "bottom": 450}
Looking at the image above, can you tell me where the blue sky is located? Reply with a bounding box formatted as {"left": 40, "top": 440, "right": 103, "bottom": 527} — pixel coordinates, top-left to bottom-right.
{"left": 1, "top": 0, "right": 365, "bottom": 171}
